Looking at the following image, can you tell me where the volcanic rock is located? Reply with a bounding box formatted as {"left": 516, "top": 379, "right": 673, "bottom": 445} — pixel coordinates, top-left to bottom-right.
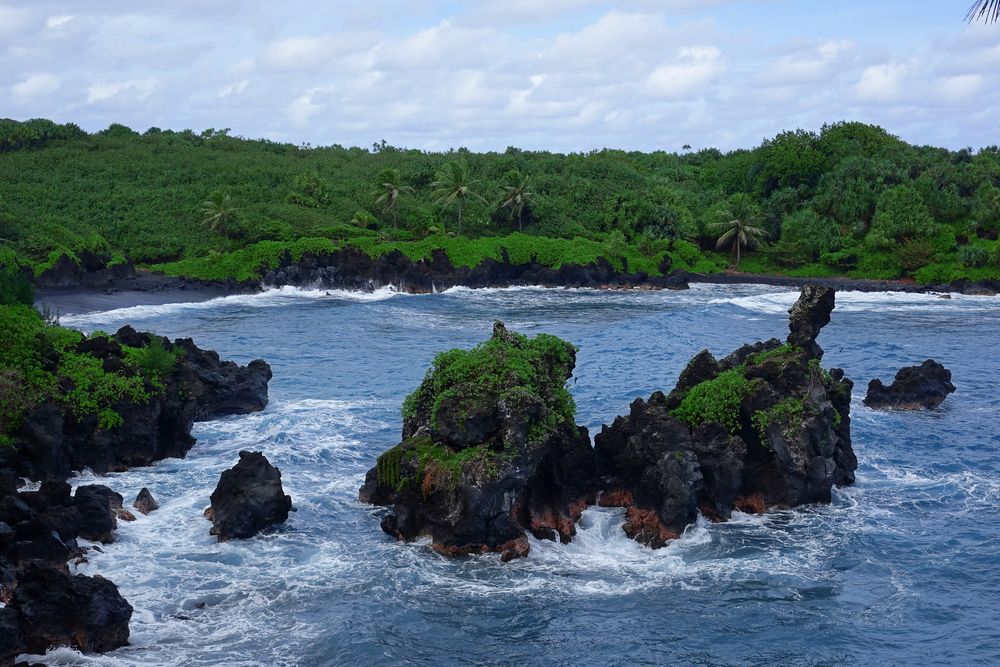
{"left": 207, "top": 451, "right": 292, "bottom": 541}
{"left": 863, "top": 359, "right": 956, "bottom": 410}
{"left": 5, "top": 329, "right": 271, "bottom": 481}
{"left": 9, "top": 562, "right": 132, "bottom": 654}
{"left": 133, "top": 488, "right": 159, "bottom": 515}
{"left": 594, "top": 285, "right": 855, "bottom": 547}
{"left": 360, "top": 321, "right": 596, "bottom": 560}
{"left": 786, "top": 284, "right": 835, "bottom": 359}
{"left": 73, "top": 485, "right": 123, "bottom": 544}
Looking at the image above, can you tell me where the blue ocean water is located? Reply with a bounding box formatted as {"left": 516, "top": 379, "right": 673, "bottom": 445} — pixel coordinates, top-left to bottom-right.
{"left": 36, "top": 284, "right": 1000, "bottom": 666}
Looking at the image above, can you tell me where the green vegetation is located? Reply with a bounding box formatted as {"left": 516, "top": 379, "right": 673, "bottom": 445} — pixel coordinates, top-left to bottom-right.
{"left": 377, "top": 436, "right": 507, "bottom": 494}
{"left": 1, "top": 117, "right": 999, "bottom": 285}
{"left": 746, "top": 343, "right": 796, "bottom": 366}
{"left": 0, "top": 269, "right": 179, "bottom": 444}
{"left": 709, "top": 193, "right": 767, "bottom": 268}
{"left": 402, "top": 328, "right": 576, "bottom": 436}
{"left": 671, "top": 369, "right": 751, "bottom": 433}
{"left": 751, "top": 398, "right": 806, "bottom": 444}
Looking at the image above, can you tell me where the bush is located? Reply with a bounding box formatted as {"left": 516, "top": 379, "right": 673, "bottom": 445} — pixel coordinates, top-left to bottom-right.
{"left": 0, "top": 305, "right": 166, "bottom": 441}
{"left": 957, "top": 245, "right": 991, "bottom": 268}
{"left": 671, "top": 369, "right": 750, "bottom": 433}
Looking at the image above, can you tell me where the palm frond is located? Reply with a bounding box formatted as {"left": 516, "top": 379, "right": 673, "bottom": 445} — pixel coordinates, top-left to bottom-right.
{"left": 967, "top": 0, "right": 1000, "bottom": 23}
{"left": 716, "top": 227, "right": 737, "bottom": 249}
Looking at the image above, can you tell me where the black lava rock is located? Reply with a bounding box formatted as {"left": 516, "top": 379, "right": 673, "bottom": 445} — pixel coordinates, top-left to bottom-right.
{"left": 10, "top": 562, "right": 132, "bottom": 654}
{"left": 207, "top": 451, "right": 292, "bottom": 541}
{"left": 864, "top": 359, "right": 956, "bottom": 410}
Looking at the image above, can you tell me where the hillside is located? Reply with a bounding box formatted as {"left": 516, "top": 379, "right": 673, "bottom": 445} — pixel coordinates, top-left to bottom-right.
{"left": 1, "top": 117, "right": 998, "bottom": 286}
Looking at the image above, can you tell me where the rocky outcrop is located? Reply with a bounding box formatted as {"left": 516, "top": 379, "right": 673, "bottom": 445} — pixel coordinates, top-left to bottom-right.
{"left": 9, "top": 562, "right": 132, "bottom": 655}
{"left": 34, "top": 251, "right": 137, "bottom": 291}
{"left": 864, "top": 360, "right": 956, "bottom": 410}
{"left": 360, "top": 322, "right": 596, "bottom": 560}
{"left": 0, "top": 328, "right": 271, "bottom": 661}
{"left": 133, "top": 488, "right": 158, "bottom": 515}
{"left": 362, "top": 288, "right": 857, "bottom": 559}
{"left": 4, "top": 327, "right": 271, "bottom": 481}
{"left": 0, "top": 476, "right": 135, "bottom": 663}
{"left": 206, "top": 451, "right": 293, "bottom": 541}
{"left": 594, "top": 285, "right": 856, "bottom": 547}
{"left": 73, "top": 485, "right": 124, "bottom": 543}
{"left": 262, "top": 247, "right": 689, "bottom": 293}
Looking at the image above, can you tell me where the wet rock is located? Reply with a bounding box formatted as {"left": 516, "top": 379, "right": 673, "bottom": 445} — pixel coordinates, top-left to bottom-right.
{"left": 73, "top": 485, "right": 123, "bottom": 543}
{"left": 133, "top": 488, "right": 159, "bottom": 515}
{"left": 786, "top": 284, "right": 835, "bottom": 359}
{"left": 863, "top": 360, "right": 956, "bottom": 410}
{"left": 360, "top": 322, "right": 596, "bottom": 559}
{"left": 596, "top": 285, "right": 856, "bottom": 547}
{"left": 207, "top": 451, "right": 292, "bottom": 541}
{"left": 5, "top": 330, "right": 271, "bottom": 481}
{"left": 10, "top": 562, "right": 132, "bottom": 654}
{"left": 0, "top": 605, "right": 25, "bottom": 667}
{"left": 253, "top": 245, "right": 690, "bottom": 294}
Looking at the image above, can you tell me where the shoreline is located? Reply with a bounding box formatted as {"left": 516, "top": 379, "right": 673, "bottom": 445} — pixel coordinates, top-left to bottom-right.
{"left": 33, "top": 268, "right": 993, "bottom": 315}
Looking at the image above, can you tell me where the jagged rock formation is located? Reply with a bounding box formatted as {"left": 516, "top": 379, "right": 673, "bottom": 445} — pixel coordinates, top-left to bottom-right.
{"left": 0, "top": 329, "right": 271, "bottom": 662}
{"left": 595, "top": 285, "right": 856, "bottom": 546}
{"left": 864, "top": 360, "right": 956, "bottom": 410}
{"left": 133, "top": 487, "right": 159, "bottom": 515}
{"left": 0, "top": 479, "right": 133, "bottom": 664}
{"left": 1, "top": 327, "right": 271, "bottom": 481}
{"left": 206, "top": 451, "right": 293, "bottom": 541}
{"left": 361, "top": 287, "right": 857, "bottom": 559}
{"left": 359, "top": 322, "right": 596, "bottom": 560}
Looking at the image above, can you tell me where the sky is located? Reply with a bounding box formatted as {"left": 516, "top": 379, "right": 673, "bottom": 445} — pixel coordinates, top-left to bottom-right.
{"left": 1, "top": 0, "right": 998, "bottom": 153}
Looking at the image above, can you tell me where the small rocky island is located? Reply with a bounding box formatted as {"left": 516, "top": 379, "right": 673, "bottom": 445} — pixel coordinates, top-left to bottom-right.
{"left": 864, "top": 360, "right": 956, "bottom": 410}
{"left": 360, "top": 285, "right": 857, "bottom": 559}
{"left": 0, "top": 326, "right": 271, "bottom": 664}
{"left": 206, "top": 451, "right": 293, "bottom": 541}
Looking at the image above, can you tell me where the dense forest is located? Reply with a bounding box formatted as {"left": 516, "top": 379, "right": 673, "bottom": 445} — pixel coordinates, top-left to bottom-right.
{"left": 1, "top": 117, "right": 999, "bottom": 285}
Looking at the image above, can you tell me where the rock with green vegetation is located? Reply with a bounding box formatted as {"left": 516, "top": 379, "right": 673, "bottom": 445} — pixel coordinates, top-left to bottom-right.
{"left": 0, "top": 304, "right": 271, "bottom": 480}
{"left": 595, "top": 285, "right": 856, "bottom": 548}
{"left": 359, "top": 322, "right": 596, "bottom": 561}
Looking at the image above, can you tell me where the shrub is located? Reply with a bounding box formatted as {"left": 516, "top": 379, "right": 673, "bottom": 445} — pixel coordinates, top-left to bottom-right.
{"left": 671, "top": 369, "right": 750, "bottom": 433}
{"left": 957, "top": 245, "right": 991, "bottom": 268}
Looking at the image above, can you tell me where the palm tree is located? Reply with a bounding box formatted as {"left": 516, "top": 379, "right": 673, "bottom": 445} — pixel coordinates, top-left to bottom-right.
{"left": 709, "top": 194, "right": 767, "bottom": 268}
{"left": 372, "top": 168, "right": 413, "bottom": 232}
{"left": 431, "top": 161, "right": 485, "bottom": 234}
{"left": 200, "top": 191, "right": 237, "bottom": 249}
{"left": 500, "top": 170, "right": 533, "bottom": 232}
{"left": 967, "top": 0, "right": 1000, "bottom": 22}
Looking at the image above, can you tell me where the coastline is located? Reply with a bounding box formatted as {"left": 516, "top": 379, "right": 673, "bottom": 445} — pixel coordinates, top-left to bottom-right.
{"left": 33, "top": 266, "right": 996, "bottom": 316}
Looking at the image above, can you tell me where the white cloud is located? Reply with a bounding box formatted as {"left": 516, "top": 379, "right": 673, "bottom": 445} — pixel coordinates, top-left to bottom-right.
{"left": 0, "top": 1, "right": 995, "bottom": 152}
{"left": 219, "top": 80, "right": 249, "bottom": 98}
{"left": 763, "top": 39, "right": 854, "bottom": 85}
{"left": 12, "top": 73, "right": 59, "bottom": 101}
{"left": 264, "top": 33, "right": 376, "bottom": 71}
{"left": 87, "top": 78, "right": 156, "bottom": 104}
{"left": 287, "top": 87, "right": 331, "bottom": 127}
{"left": 46, "top": 14, "right": 74, "bottom": 29}
{"left": 854, "top": 62, "right": 909, "bottom": 104}
{"left": 938, "top": 73, "right": 982, "bottom": 101}
{"left": 646, "top": 46, "right": 723, "bottom": 99}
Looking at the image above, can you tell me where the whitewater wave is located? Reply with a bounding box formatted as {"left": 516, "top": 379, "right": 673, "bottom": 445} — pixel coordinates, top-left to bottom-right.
{"left": 709, "top": 289, "right": 996, "bottom": 315}
{"left": 59, "top": 285, "right": 405, "bottom": 328}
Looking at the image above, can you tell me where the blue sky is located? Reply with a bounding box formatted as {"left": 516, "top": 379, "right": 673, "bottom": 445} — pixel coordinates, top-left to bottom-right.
{"left": 1, "top": 0, "right": 997, "bottom": 152}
